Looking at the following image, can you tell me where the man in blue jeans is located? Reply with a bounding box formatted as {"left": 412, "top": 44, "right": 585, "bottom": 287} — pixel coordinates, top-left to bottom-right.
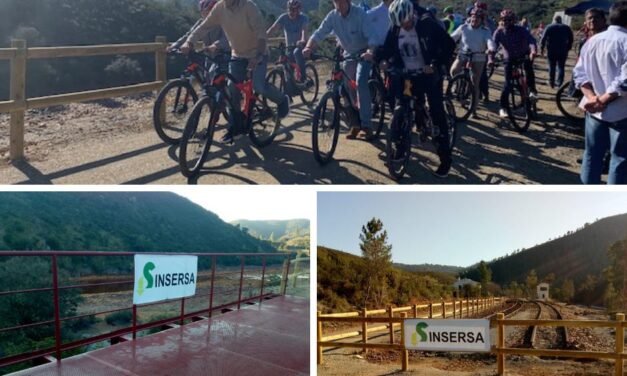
{"left": 540, "top": 15, "right": 573, "bottom": 89}
{"left": 303, "top": 0, "right": 378, "bottom": 140}
{"left": 267, "top": 0, "right": 309, "bottom": 83}
{"left": 181, "top": 0, "right": 290, "bottom": 143}
{"left": 573, "top": 1, "right": 627, "bottom": 184}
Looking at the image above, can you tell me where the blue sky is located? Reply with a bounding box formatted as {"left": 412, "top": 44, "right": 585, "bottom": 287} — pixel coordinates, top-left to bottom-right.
{"left": 317, "top": 191, "right": 627, "bottom": 267}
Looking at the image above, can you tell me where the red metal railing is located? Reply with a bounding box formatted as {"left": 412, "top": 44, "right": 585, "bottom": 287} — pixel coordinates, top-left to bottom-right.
{"left": 0, "top": 251, "right": 294, "bottom": 370}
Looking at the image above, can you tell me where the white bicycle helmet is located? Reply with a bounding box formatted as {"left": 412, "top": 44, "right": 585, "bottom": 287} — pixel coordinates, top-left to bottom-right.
{"left": 389, "top": 0, "right": 414, "bottom": 27}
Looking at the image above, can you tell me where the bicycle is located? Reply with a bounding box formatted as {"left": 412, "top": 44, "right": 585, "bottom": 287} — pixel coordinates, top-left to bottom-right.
{"left": 179, "top": 58, "right": 280, "bottom": 177}
{"left": 266, "top": 43, "right": 320, "bottom": 107}
{"left": 386, "top": 70, "right": 457, "bottom": 180}
{"left": 487, "top": 51, "right": 503, "bottom": 79}
{"left": 310, "top": 47, "right": 384, "bottom": 164}
{"left": 446, "top": 51, "right": 478, "bottom": 121}
{"left": 153, "top": 49, "right": 209, "bottom": 144}
{"left": 503, "top": 57, "right": 537, "bottom": 133}
{"left": 556, "top": 80, "right": 584, "bottom": 125}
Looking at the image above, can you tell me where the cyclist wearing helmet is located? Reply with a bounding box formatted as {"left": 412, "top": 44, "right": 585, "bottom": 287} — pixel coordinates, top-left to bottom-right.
{"left": 442, "top": 6, "right": 456, "bottom": 34}
{"left": 377, "top": 0, "right": 456, "bottom": 177}
{"left": 303, "top": 0, "right": 379, "bottom": 140}
{"left": 450, "top": 7, "right": 496, "bottom": 117}
{"left": 168, "top": 0, "right": 227, "bottom": 54}
{"left": 181, "top": 0, "right": 291, "bottom": 143}
{"left": 267, "top": 0, "right": 309, "bottom": 82}
{"left": 493, "top": 9, "right": 538, "bottom": 118}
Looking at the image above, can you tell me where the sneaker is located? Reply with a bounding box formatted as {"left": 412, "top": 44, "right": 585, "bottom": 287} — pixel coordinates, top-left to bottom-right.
{"left": 529, "top": 91, "right": 538, "bottom": 101}
{"left": 346, "top": 127, "right": 360, "bottom": 139}
{"left": 277, "top": 94, "right": 290, "bottom": 119}
{"left": 499, "top": 109, "right": 508, "bottom": 118}
{"left": 358, "top": 128, "right": 375, "bottom": 141}
{"left": 432, "top": 160, "right": 451, "bottom": 178}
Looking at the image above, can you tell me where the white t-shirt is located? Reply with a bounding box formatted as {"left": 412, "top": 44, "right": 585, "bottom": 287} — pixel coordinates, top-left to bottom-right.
{"left": 398, "top": 28, "right": 425, "bottom": 71}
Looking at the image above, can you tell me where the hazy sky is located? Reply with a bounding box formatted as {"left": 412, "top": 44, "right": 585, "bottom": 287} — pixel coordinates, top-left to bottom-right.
{"left": 318, "top": 191, "right": 627, "bottom": 267}
{"left": 173, "top": 186, "right": 314, "bottom": 222}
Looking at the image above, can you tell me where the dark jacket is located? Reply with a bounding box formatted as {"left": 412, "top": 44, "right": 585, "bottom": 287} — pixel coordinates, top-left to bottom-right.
{"left": 376, "top": 10, "right": 456, "bottom": 72}
{"left": 540, "top": 23, "right": 574, "bottom": 57}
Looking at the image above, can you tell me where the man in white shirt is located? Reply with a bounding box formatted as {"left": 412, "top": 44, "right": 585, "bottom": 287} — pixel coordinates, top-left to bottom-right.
{"left": 573, "top": 1, "right": 627, "bottom": 184}
{"left": 450, "top": 8, "right": 495, "bottom": 117}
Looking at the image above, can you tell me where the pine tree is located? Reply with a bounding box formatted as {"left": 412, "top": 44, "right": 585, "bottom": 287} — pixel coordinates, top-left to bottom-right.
{"left": 359, "top": 218, "right": 392, "bottom": 309}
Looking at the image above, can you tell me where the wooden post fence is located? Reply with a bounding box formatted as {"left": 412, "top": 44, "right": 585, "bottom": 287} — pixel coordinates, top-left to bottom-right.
{"left": 388, "top": 305, "right": 394, "bottom": 344}
{"left": 362, "top": 308, "right": 368, "bottom": 353}
{"left": 497, "top": 312, "right": 505, "bottom": 375}
{"left": 400, "top": 312, "right": 408, "bottom": 371}
{"left": 0, "top": 37, "right": 168, "bottom": 161}
{"left": 317, "top": 311, "right": 322, "bottom": 365}
{"left": 616, "top": 313, "right": 625, "bottom": 376}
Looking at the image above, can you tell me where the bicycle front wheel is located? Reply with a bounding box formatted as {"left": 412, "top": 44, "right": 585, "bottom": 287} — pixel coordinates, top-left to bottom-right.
{"left": 153, "top": 79, "right": 198, "bottom": 144}
{"left": 386, "top": 106, "right": 412, "bottom": 180}
{"left": 300, "top": 63, "right": 320, "bottom": 106}
{"left": 447, "top": 74, "right": 474, "bottom": 121}
{"left": 556, "top": 82, "right": 585, "bottom": 125}
{"left": 369, "top": 79, "right": 386, "bottom": 139}
{"left": 506, "top": 83, "right": 532, "bottom": 133}
{"left": 444, "top": 98, "right": 458, "bottom": 151}
{"left": 312, "top": 91, "right": 341, "bottom": 165}
{"left": 249, "top": 97, "right": 280, "bottom": 147}
{"left": 179, "top": 96, "right": 216, "bottom": 178}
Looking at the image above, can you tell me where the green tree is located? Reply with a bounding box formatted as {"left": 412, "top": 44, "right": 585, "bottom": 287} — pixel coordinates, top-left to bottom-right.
{"left": 606, "top": 239, "right": 627, "bottom": 312}
{"left": 359, "top": 218, "right": 392, "bottom": 308}
{"left": 561, "top": 279, "right": 575, "bottom": 303}
{"left": 478, "top": 261, "right": 491, "bottom": 297}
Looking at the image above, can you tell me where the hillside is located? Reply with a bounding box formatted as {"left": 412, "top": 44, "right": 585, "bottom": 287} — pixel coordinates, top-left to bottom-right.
{"left": 231, "top": 218, "right": 310, "bottom": 251}
{"left": 318, "top": 246, "right": 456, "bottom": 312}
{"left": 0, "top": 192, "right": 277, "bottom": 272}
{"left": 393, "top": 262, "right": 463, "bottom": 275}
{"left": 461, "top": 213, "right": 627, "bottom": 304}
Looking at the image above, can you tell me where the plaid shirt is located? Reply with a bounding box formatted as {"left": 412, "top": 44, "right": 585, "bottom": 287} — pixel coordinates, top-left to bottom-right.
{"left": 493, "top": 25, "right": 537, "bottom": 61}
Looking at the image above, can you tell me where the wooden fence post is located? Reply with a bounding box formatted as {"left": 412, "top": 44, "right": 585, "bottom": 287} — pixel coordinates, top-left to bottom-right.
{"left": 412, "top": 304, "right": 417, "bottom": 318}
{"left": 429, "top": 302, "right": 433, "bottom": 319}
{"left": 615, "top": 313, "right": 624, "bottom": 376}
{"left": 317, "top": 311, "right": 323, "bottom": 364}
{"left": 10, "top": 39, "right": 26, "bottom": 161}
{"left": 389, "top": 305, "right": 394, "bottom": 344}
{"left": 453, "top": 300, "right": 456, "bottom": 318}
{"left": 362, "top": 307, "right": 368, "bottom": 353}
{"left": 400, "top": 312, "right": 408, "bottom": 371}
{"left": 442, "top": 300, "right": 446, "bottom": 319}
{"left": 497, "top": 313, "right": 505, "bottom": 375}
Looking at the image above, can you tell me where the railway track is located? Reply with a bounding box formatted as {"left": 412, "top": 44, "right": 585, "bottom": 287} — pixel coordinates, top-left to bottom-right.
{"left": 506, "top": 300, "right": 569, "bottom": 350}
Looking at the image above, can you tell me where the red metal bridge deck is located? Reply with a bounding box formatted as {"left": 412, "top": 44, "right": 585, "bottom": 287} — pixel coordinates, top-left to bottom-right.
{"left": 10, "top": 295, "right": 309, "bottom": 376}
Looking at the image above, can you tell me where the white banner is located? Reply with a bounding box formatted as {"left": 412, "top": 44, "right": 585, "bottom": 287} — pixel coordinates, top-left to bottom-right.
{"left": 404, "top": 319, "right": 491, "bottom": 352}
{"left": 133, "top": 254, "right": 198, "bottom": 305}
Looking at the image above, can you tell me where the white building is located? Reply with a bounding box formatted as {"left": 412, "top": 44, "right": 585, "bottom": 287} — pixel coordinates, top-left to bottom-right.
{"left": 453, "top": 278, "right": 480, "bottom": 297}
{"left": 537, "top": 283, "right": 550, "bottom": 300}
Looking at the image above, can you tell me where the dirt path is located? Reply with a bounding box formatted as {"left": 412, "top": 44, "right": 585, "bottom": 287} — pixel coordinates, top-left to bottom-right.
{"left": 0, "top": 55, "right": 587, "bottom": 184}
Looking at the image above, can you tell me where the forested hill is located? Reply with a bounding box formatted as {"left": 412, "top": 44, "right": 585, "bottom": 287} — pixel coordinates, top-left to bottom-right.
{"left": 0, "top": 192, "right": 276, "bottom": 255}
{"left": 462, "top": 213, "right": 627, "bottom": 288}
{"left": 230, "top": 219, "right": 309, "bottom": 240}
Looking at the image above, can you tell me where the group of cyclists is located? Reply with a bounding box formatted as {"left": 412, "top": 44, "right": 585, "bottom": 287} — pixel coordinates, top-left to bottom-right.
{"left": 160, "top": 0, "right": 626, "bottom": 182}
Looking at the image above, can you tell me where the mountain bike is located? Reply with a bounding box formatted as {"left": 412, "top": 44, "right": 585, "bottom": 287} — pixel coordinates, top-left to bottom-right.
{"left": 179, "top": 59, "right": 280, "bottom": 177}
{"left": 386, "top": 70, "right": 457, "bottom": 180}
{"left": 446, "top": 51, "right": 478, "bottom": 121}
{"left": 266, "top": 43, "right": 319, "bottom": 107}
{"left": 556, "top": 80, "right": 584, "bottom": 125}
{"left": 310, "top": 47, "right": 384, "bottom": 164}
{"left": 504, "top": 57, "right": 537, "bottom": 133}
{"left": 153, "top": 49, "right": 209, "bottom": 144}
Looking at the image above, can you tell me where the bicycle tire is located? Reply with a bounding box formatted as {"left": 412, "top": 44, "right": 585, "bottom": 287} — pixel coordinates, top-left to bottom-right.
{"left": 506, "top": 83, "right": 532, "bottom": 133}
{"left": 300, "top": 63, "right": 320, "bottom": 106}
{"left": 444, "top": 98, "right": 458, "bottom": 150}
{"left": 249, "top": 97, "right": 280, "bottom": 147}
{"left": 447, "top": 74, "right": 475, "bottom": 121}
{"left": 153, "top": 79, "right": 198, "bottom": 145}
{"left": 368, "top": 79, "right": 386, "bottom": 139}
{"left": 556, "top": 82, "right": 585, "bottom": 124}
{"left": 179, "top": 96, "right": 216, "bottom": 178}
{"left": 312, "top": 91, "right": 341, "bottom": 165}
{"left": 386, "top": 106, "right": 412, "bottom": 180}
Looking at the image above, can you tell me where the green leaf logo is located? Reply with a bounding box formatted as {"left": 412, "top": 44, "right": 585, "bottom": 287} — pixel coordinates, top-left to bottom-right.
{"left": 143, "top": 262, "right": 155, "bottom": 288}
{"left": 416, "top": 322, "right": 428, "bottom": 342}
